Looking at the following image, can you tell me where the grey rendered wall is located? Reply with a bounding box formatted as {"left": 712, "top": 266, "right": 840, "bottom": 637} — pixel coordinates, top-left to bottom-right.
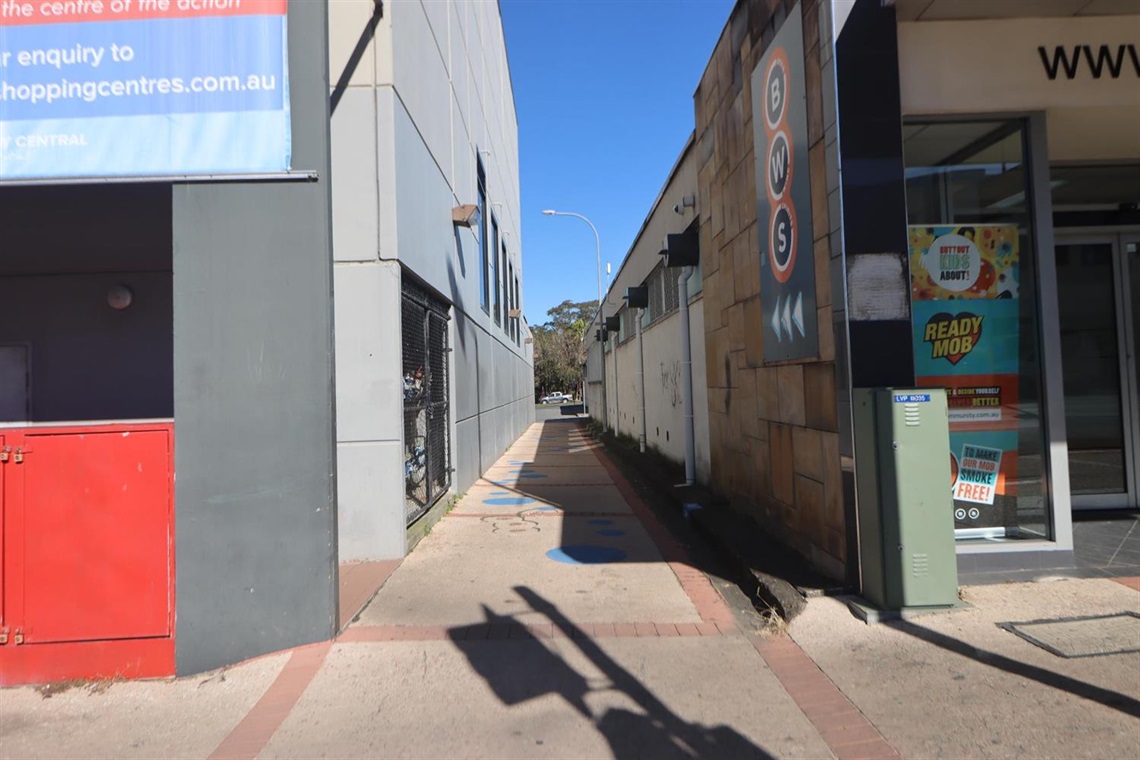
{"left": 327, "top": 2, "right": 405, "bottom": 561}
{"left": 389, "top": 0, "right": 533, "bottom": 487}
{"left": 173, "top": 1, "right": 337, "bottom": 675}
{"left": 328, "top": 0, "right": 533, "bottom": 563}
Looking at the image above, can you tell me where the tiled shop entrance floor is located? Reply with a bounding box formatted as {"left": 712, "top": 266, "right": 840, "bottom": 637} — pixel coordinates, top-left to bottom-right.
{"left": 1074, "top": 512, "right": 1140, "bottom": 577}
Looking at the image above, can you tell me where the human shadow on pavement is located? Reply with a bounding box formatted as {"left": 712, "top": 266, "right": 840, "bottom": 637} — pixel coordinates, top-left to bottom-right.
{"left": 891, "top": 619, "right": 1140, "bottom": 719}
{"left": 447, "top": 586, "right": 773, "bottom": 760}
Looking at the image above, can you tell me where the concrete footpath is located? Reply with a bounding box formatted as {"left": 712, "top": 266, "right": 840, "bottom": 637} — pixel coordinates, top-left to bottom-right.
{"left": 2, "top": 420, "right": 1139, "bottom": 759}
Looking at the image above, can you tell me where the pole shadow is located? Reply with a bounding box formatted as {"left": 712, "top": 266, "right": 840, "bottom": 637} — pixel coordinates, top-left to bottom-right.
{"left": 447, "top": 586, "right": 773, "bottom": 760}
{"left": 330, "top": 0, "right": 384, "bottom": 115}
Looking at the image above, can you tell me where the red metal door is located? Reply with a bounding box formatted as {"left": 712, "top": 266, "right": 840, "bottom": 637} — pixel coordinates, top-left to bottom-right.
{"left": 1, "top": 433, "right": 6, "bottom": 642}
{"left": 21, "top": 429, "right": 172, "bottom": 644}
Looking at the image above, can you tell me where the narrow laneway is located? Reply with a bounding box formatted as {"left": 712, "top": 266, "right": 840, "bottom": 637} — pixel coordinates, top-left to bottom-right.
{"left": 264, "top": 419, "right": 836, "bottom": 758}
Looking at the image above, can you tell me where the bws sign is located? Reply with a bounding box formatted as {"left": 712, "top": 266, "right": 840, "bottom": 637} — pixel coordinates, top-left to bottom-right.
{"left": 752, "top": 3, "right": 818, "bottom": 362}
{"left": 764, "top": 49, "right": 796, "bottom": 282}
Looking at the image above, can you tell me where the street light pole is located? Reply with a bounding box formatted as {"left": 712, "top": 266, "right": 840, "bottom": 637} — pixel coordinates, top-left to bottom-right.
{"left": 542, "top": 210, "right": 602, "bottom": 312}
{"left": 542, "top": 209, "right": 604, "bottom": 425}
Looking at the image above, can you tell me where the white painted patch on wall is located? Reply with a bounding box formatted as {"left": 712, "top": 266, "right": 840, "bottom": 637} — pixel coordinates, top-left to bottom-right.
{"left": 832, "top": 0, "right": 857, "bottom": 44}
{"left": 846, "top": 253, "right": 910, "bottom": 321}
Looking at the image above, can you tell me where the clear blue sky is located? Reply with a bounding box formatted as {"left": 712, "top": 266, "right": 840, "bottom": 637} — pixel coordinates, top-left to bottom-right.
{"left": 501, "top": 0, "right": 735, "bottom": 326}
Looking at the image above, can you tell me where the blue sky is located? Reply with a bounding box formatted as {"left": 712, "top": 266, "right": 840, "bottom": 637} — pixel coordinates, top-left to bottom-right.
{"left": 501, "top": 0, "right": 735, "bottom": 326}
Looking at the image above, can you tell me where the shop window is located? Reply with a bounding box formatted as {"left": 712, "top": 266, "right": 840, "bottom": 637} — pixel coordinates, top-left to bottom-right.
{"left": 903, "top": 120, "right": 1050, "bottom": 542}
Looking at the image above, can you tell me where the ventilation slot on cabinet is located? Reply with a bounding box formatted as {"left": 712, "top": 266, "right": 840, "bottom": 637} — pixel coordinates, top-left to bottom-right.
{"left": 904, "top": 403, "right": 921, "bottom": 427}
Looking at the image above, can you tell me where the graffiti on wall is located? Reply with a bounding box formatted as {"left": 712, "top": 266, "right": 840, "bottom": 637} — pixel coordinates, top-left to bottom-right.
{"left": 660, "top": 360, "right": 681, "bottom": 408}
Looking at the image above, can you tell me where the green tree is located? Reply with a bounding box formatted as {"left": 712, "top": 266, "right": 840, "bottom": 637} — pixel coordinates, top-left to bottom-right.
{"left": 533, "top": 299, "right": 597, "bottom": 400}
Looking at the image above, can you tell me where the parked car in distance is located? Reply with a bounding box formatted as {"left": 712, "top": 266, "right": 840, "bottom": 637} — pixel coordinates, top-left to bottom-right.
{"left": 539, "top": 392, "right": 573, "bottom": 405}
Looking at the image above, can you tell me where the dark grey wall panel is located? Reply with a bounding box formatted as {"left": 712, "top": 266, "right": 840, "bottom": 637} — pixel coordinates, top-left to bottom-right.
{"left": 173, "top": 1, "right": 336, "bottom": 675}
{"left": 0, "top": 272, "right": 172, "bottom": 422}
{"left": 0, "top": 184, "right": 173, "bottom": 423}
{"left": 0, "top": 184, "right": 172, "bottom": 277}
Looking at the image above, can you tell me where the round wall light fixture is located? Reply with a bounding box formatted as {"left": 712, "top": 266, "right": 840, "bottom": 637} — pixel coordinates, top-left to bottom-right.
{"left": 107, "top": 284, "right": 133, "bottom": 310}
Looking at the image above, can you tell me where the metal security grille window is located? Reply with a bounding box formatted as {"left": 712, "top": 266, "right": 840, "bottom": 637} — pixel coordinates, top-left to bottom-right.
{"left": 618, "top": 306, "right": 635, "bottom": 344}
{"left": 644, "top": 262, "right": 682, "bottom": 325}
{"left": 402, "top": 278, "right": 451, "bottom": 526}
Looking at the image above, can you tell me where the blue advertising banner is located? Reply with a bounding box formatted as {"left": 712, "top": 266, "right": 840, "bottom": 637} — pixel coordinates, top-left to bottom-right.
{"left": 1, "top": 0, "right": 290, "bottom": 180}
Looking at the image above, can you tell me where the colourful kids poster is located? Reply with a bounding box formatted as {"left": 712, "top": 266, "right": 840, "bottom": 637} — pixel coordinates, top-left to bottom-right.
{"left": 909, "top": 224, "right": 1020, "bottom": 531}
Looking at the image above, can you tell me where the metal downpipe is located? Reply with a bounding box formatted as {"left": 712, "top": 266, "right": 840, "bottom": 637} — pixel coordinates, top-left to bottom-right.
{"left": 677, "top": 266, "right": 695, "bottom": 485}
{"left": 636, "top": 308, "right": 646, "bottom": 453}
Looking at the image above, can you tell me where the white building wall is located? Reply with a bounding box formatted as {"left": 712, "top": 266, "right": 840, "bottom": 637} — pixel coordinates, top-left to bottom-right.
{"left": 329, "top": 0, "right": 533, "bottom": 562}
{"left": 584, "top": 136, "right": 711, "bottom": 483}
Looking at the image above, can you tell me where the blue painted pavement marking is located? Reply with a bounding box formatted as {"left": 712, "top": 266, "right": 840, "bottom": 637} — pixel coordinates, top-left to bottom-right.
{"left": 482, "top": 496, "right": 537, "bottom": 507}
{"left": 546, "top": 545, "right": 628, "bottom": 565}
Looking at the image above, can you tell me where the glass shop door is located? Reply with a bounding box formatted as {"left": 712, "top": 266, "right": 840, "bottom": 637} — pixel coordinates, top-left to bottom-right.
{"left": 1055, "top": 233, "right": 1139, "bottom": 510}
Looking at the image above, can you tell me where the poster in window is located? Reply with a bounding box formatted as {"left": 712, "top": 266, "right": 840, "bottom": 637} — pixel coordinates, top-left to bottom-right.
{"left": 909, "top": 224, "right": 1021, "bottom": 529}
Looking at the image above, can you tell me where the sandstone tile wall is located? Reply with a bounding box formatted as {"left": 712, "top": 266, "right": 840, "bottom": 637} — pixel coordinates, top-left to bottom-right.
{"left": 695, "top": 0, "right": 846, "bottom": 580}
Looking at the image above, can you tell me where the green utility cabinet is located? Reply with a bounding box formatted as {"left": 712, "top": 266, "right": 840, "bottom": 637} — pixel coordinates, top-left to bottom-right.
{"left": 852, "top": 388, "right": 958, "bottom": 612}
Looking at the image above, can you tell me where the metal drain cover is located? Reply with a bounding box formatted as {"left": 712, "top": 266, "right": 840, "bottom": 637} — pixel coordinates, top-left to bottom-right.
{"left": 999, "top": 611, "right": 1140, "bottom": 658}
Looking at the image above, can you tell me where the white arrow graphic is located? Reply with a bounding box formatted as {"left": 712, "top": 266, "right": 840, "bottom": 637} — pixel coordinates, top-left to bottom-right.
{"left": 772, "top": 297, "right": 783, "bottom": 342}
{"left": 792, "top": 291, "right": 805, "bottom": 337}
{"left": 781, "top": 296, "right": 793, "bottom": 340}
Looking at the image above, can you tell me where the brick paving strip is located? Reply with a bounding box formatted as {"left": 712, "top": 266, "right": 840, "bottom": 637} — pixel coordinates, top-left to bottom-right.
{"left": 753, "top": 636, "right": 900, "bottom": 760}
{"left": 1110, "top": 577, "right": 1140, "bottom": 592}
{"left": 339, "top": 621, "right": 734, "bottom": 642}
{"left": 587, "top": 423, "right": 902, "bottom": 760}
{"left": 207, "top": 641, "right": 332, "bottom": 760}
